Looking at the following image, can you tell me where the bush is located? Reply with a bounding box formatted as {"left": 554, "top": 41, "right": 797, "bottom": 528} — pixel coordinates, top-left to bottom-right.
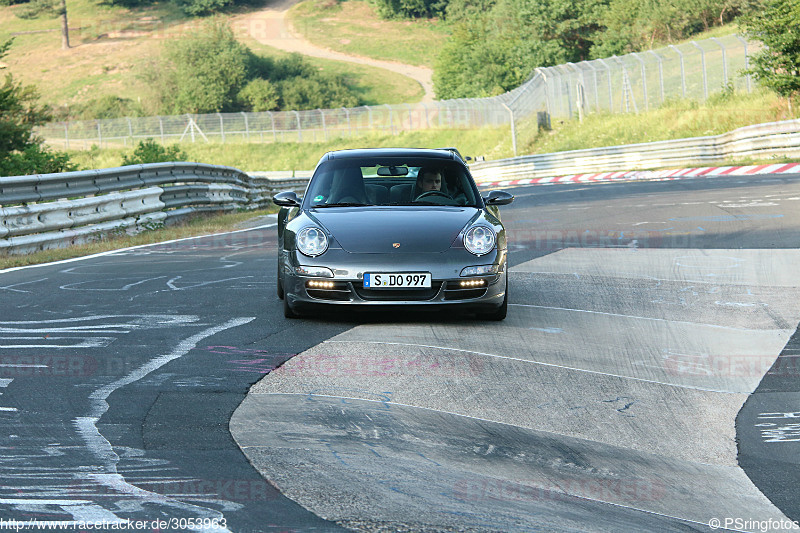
{"left": 148, "top": 21, "right": 249, "bottom": 114}
{"left": 238, "top": 79, "right": 279, "bottom": 111}
{"left": 69, "top": 95, "right": 145, "bottom": 120}
{"left": 121, "top": 139, "right": 188, "bottom": 165}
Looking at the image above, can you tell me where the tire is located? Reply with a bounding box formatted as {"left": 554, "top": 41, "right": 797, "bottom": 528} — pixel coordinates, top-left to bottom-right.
{"left": 478, "top": 271, "right": 508, "bottom": 321}
{"left": 277, "top": 260, "right": 284, "bottom": 300}
{"left": 283, "top": 296, "right": 300, "bottom": 319}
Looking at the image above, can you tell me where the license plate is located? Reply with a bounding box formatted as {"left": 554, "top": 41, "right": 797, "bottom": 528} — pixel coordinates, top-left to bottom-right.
{"left": 364, "top": 272, "right": 431, "bottom": 288}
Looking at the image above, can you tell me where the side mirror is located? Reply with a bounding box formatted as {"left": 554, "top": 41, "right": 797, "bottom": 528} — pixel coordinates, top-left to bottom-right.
{"left": 482, "top": 190, "right": 514, "bottom": 206}
{"left": 273, "top": 191, "right": 301, "bottom": 207}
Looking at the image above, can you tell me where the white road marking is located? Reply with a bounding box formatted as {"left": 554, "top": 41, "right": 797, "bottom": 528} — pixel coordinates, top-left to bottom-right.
{"left": 75, "top": 317, "right": 254, "bottom": 530}
{"left": 0, "top": 378, "right": 16, "bottom": 412}
{"left": 0, "top": 223, "right": 277, "bottom": 275}
{"left": 324, "top": 340, "right": 741, "bottom": 394}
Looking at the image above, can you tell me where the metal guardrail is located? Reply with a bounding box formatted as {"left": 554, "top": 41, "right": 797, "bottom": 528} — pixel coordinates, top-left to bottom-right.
{"left": 2, "top": 118, "right": 798, "bottom": 255}
{"left": 0, "top": 163, "right": 309, "bottom": 255}
{"left": 469, "top": 119, "right": 800, "bottom": 183}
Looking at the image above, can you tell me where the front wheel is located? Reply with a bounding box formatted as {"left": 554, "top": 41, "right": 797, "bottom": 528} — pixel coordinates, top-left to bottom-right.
{"left": 277, "top": 260, "right": 284, "bottom": 300}
{"left": 478, "top": 272, "right": 508, "bottom": 321}
{"left": 283, "top": 296, "right": 300, "bottom": 319}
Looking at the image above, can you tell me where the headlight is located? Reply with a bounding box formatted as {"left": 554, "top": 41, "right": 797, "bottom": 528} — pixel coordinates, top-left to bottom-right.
{"left": 463, "top": 226, "right": 495, "bottom": 256}
{"left": 296, "top": 227, "right": 328, "bottom": 256}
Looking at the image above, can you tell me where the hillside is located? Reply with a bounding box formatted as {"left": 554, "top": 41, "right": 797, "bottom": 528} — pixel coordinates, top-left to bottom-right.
{"left": 0, "top": 0, "right": 424, "bottom": 116}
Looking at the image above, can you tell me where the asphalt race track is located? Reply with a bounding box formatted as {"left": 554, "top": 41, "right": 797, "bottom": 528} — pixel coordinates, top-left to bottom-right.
{"left": 1, "top": 172, "right": 799, "bottom": 532}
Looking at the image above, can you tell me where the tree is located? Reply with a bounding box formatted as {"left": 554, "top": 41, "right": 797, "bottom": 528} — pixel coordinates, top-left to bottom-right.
{"left": 742, "top": 0, "right": 800, "bottom": 102}
{"left": 148, "top": 21, "right": 250, "bottom": 114}
{"left": 0, "top": 40, "right": 75, "bottom": 176}
{"left": 434, "top": 0, "right": 606, "bottom": 99}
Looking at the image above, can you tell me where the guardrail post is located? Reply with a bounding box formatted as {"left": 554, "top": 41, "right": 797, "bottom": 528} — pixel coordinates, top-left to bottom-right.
{"left": 691, "top": 41, "right": 708, "bottom": 100}
{"left": 668, "top": 45, "right": 687, "bottom": 99}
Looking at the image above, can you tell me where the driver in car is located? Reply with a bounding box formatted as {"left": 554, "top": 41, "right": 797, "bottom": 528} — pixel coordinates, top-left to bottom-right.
{"left": 414, "top": 167, "right": 447, "bottom": 199}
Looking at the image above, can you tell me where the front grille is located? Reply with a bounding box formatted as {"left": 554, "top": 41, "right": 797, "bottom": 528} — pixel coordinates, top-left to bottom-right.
{"left": 354, "top": 282, "right": 443, "bottom": 301}
{"left": 306, "top": 281, "right": 351, "bottom": 301}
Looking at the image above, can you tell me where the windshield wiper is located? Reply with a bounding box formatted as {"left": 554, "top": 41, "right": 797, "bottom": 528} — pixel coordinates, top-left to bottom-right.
{"left": 312, "top": 202, "right": 372, "bottom": 208}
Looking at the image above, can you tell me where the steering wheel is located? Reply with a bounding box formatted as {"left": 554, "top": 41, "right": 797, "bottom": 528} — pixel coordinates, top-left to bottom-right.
{"left": 415, "top": 190, "right": 453, "bottom": 201}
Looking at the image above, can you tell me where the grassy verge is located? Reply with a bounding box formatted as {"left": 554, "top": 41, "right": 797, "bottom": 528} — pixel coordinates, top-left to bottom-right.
{"left": 517, "top": 89, "right": 798, "bottom": 156}
{"left": 65, "top": 126, "right": 511, "bottom": 171}
{"left": 287, "top": 0, "right": 448, "bottom": 68}
{"left": 0, "top": 208, "right": 277, "bottom": 270}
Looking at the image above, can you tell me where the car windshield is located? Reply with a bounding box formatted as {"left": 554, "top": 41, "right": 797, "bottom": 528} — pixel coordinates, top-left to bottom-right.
{"left": 305, "top": 157, "right": 482, "bottom": 208}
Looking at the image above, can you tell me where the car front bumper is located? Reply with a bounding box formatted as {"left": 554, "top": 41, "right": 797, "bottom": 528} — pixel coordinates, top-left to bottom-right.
{"left": 281, "top": 247, "right": 507, "bottom": 311}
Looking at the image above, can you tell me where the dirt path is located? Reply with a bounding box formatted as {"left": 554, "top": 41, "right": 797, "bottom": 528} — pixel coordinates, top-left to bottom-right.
{"left": 234, "top": 0, "right": 435, "bottom": 102}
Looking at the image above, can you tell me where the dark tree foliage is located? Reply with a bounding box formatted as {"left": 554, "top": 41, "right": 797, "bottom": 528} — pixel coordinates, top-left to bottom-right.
{"left": 369, "top": 0, "right": 448, "bottom": 19}
{"left": 741, "top": 0, "right": 800, "bottom": 98}
{"left": 435, "top": 0, "right": 606, "bottom": 98}
{"left": 0, "top": 40, "right": 75, "bottom": 176}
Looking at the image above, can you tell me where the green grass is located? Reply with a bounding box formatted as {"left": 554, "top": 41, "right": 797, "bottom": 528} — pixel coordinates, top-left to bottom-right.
{"left": 240, "top": 33, "right": 424, "bottom": 105}
{"left": 0, "top": 207, "right": 278, "bottom": 270}
{"left": 519, "top": 89, "right": 796, "bottom": 156}
{"left": 66, "top": 126, "right": 512, "bottom": 171}
{"left": 287, "top": 0, "right": 448, "bottom": 68}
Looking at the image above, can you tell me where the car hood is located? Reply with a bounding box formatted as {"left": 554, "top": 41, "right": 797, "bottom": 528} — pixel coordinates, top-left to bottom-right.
{"left": 308, "top": 207, "right": 480, "bottom": 253}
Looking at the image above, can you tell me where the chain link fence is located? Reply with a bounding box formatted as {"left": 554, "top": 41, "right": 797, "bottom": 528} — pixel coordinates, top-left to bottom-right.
{"left": 36, "top": 35, "right": 759, "bottom": 151}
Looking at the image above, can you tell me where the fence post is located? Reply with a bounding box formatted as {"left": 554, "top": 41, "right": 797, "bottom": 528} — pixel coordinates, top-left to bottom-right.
{"left": 648, "top": 50, "right": 665, "bottom": 104}
{"left": 127, "top": 117, "right": 134, "bottom": 146}
{"left": 342, "top": 107, "right": 351, "bottom": 137}
{"left": 631, "top": 53, "right": 648, "bottom": 111}
{"left": 711, "top": 37, "right": 728, "bottom": 87}
{"left": 217, "top": 113, "right": 225, "bottom": 144}
{"left": 501, "top": 103, "right": 516, "bottom": 157}
{"left": 242, "top": 111, "right": 250, "bottom": 141}
{"left": 319, "top": 109, "right": 327, "bottom": 140}
{"left": 64, "top": 122, "right": 70, "bottom": 150}
{"left": 385, "top": 104, "right": 394, "bottom": 135}
{"left": 421, "top": 102, "right": 429, "bottom": 128}
{"left": 159, "top": 117, "right": 165, "bottom": 143}
{"left": 293, "top": 110, "right": 302, "bottom": 142}
{"left": 405, "top": 103, "right": 413, "bottom": 130}
{"left": 269, "top": 111, "right": 276, "bottom": 142}
{"left": 97, "top": 120, "right": 103, "bottom": 148}
{"left": 668, "top": 45, "right": 687, "bottom": 99}
{"left": 734, "top": 35, "right": 752, "bottom": 93}
{"left": 691, "top": 41, "right": 708, "bottom": 100}
{"left": 596, "top": 58, "right": 614, "bottom": 113}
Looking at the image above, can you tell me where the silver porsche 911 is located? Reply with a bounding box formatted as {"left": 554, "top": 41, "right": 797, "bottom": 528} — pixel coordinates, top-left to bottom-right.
{"left": 273, "top": 148, "right": 514, "bottom": 320}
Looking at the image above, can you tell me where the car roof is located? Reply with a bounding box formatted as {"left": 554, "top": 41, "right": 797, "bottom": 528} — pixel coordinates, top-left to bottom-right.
{"left": 320, "top": 148, "right": 459, "bottom": 161}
